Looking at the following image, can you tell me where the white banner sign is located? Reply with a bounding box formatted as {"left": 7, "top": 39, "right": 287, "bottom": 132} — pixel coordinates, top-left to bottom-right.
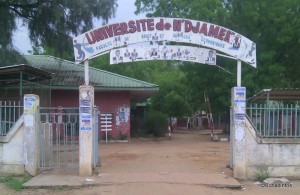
{"left": 73, "top": 18, "right": 256, "bottom": 67}
{"left": 110, "top": 45, "right": 216, "bottom": 65}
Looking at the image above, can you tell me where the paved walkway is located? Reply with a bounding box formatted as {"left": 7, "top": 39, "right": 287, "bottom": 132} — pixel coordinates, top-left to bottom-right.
{"left": 23, "top": 172, "right": 241, "bottom": 188}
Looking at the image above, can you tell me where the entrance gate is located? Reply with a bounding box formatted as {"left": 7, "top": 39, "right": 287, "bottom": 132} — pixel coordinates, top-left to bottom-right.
{"left": 73, "top": 17, "right": 257, "bottom": 178}
{"left": 38, "top": 107, "right": 99, "bottom": 170}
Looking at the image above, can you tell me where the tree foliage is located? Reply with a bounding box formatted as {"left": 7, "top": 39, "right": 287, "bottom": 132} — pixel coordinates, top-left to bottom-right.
{"left": 142, "top": 109, "right": 168, "bottom": 137}
{"left": 2, "top": 0, "right": 299, "bottom": 118}
{"left": 132, "top": 0, "right": 300, "bottom": 115}
{"left": 0, "top": 46, "right": 27, "bottom": 66}
{"left": 226, "top": 0, "right": 300, "bottom": 88}
{"left": 0, "top": 0, "right": 117, "bottom": 61}
{"left": 151, "top": 67, "right": 191, "bottom": 117}
{"left": 90, "top": 55, "right": 191, "bottom": 117}
{"left": 135, "top": 0, "right": 229, "bottom": 24}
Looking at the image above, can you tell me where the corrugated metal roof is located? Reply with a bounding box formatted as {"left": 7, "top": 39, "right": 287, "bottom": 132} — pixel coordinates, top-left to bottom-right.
{"left": 0, "top": 64, "right": 52, "bottom": 86}
{"left": 249, "top": 88, "right": 300, "bottom": 101}
{"left": 24, "top": 55, "right": 158, "bottom": 90}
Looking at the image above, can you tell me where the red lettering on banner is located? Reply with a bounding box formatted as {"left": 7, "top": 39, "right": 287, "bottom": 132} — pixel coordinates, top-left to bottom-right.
{"left": 184, "top": 20, "right": 192, "bottom": 32}
{"left": 136, "top": 20, "right": 141, "bottom": 32}
{"left": 199, "top": 23, "right": 207, "bottom": 35}
{"left": 224, "top": 30, "right": 233, "bottom": 43}
{"left": 113, "top": 23, "right": 121, "bottom": 36}
{"left": 208, "top": 25, "right": 220, "bottom": 38}
{"left": 81, "top": 19, "right": 243, "bottom": 46}
{"left": 104, "top": 25, "right": 113, "bottom": 37}
{"left": 85, "top": 32, "right": 96, "bottom": 44}
{"left": 101, "top": 27, "right": 108, "bottom": 39}
{"left": 128, "top": 20, "right": 136, "bottom": 33}
{"left": 156, "top": 19, "right": 164, "bottom": 30}
{"left": 218, "top": 28, "right": 227, "bottom": 40}
{"left": 147, "top": 19, "right": 154, "bottom": 31}
{"left": 93, "top": 28, "right": 104, "bottom": 41}
{"left": 99, "top": 28, "right": 107, "bottom": 40}
{"left": 120, "top": 22, "right": 128, "bottom": 35}
{"left": 164, "top": 23, "right": 171, "bottom": 30}
{"left": 140, "top": 19, "right": 147, "bottom": 31}
{"left": 192, "top": 22, "right": 200, "bottom": 33}
{"left": 173, "top": 19, "right": 182, "bottom": 31}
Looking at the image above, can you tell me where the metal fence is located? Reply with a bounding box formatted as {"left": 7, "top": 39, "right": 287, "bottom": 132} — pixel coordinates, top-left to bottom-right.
{"left": 93, "top": 107, "right": 99, "bottom": 168}
{"left": 0, "top": 101, "right": 23, "bottom": 135}
{"left": 247, "top": 104, "right": 300, "bottom": 138}
{"left": 39, "top": 107, "right": 80, "bottom": 169}
{"left": 39, "top": 106, "right": 100, "bottom": 170}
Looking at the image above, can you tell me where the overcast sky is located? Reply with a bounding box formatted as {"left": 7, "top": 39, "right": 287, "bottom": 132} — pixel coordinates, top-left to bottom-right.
{"left": 12, "top": 0, "right": 145, "bottom": 54}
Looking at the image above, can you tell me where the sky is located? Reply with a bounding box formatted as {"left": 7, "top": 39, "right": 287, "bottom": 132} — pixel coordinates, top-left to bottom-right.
{"left": 12, "top": 0, "right": 145, "bottom": 54}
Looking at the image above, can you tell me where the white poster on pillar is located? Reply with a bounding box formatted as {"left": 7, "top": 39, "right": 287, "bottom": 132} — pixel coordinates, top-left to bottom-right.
{"left": 233, "top": 87, "right": 246, "bottom": 140}
{"left": 235, "top": 120, "right": 245, "bottom": 140}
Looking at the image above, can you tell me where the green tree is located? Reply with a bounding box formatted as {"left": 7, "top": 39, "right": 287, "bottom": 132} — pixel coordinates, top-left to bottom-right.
{"left": 151, "top": 67, "right": 192, "bottom": 117}
{"left": 0, "top": 0, "right": 117, "bottom": 62}
{"left": 135, "top": 0, "right": 229, "bottom": 24}
{"left": 180, "top": 60, "right": 236, "bottom": 114}
{"left": 0, "top": 46, "right": 27, "bottom": 66}
{"left": 91, "top": 54, "right": 192, "bottom": 117}
{"left": 134, "top": 0, "right": 238, "bottom": 114}
{"left": 134, "top": 0, "right": 300, "bottom": 114}
{"left": 142, "top": 109, "right": 168, "bottom": 137}
{"left": 164, "top": 91, "right": 191, "bottom": 117}
{"left": 225, "top": 0, "right": 300, "bottom": 88}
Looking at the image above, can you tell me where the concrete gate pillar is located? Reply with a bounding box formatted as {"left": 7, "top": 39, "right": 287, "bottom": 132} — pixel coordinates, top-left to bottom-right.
{"left": 231, "top": 87, "right": 247, "bottom": 179}
{"left": 23, "top": 94, "right": 40, "bottom": 176}
{"left": 79, "top": 85, "right": 95, "bottom": 176}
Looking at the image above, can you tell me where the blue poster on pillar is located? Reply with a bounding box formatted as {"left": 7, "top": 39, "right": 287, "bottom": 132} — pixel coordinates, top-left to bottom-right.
{"left": 234, "top": 87, "right": 246, "bottom": 103}
{"left": 80, "top": 113, "right": 92, "bottom": 130}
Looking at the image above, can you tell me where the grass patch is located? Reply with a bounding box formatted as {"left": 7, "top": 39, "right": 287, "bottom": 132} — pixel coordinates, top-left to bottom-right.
{"left": 254, "top": 169, "right": 271, "bottom": 182}
{"left": 0, "top": 176, "right": 31, "bottom": 191}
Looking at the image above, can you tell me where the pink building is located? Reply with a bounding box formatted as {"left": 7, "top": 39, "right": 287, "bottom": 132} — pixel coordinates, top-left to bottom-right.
{"left": 4, "top": 55, "right": 158, "bottom": 139}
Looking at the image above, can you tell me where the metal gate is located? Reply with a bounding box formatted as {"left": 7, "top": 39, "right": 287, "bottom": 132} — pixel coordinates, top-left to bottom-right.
{"left": 39, "top": 106, "right": 100, "bottom": 170}
{"left": 93, "top": 107, "right": 99, "bottom": 168}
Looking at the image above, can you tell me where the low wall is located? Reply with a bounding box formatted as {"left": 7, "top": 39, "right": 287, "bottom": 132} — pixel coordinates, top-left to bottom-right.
{"left": 0, "top": 116, "right": 25, "bottom": 175}
{"left": 244, "top": 118, "right": 300, "bottom": 179}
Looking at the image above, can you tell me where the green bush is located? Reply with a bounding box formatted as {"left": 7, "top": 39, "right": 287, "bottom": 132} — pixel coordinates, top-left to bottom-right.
{"left": 254, "top": 169, "right": 271, "bottom": 182}
{"left": 130, "top": 129, "right": 145, "bottom": 138}
{"left": 142, "top": 110, "right": 168, "bottom": 137}
{"left": 119, "top": 131, "right": 128, "bottom": 140}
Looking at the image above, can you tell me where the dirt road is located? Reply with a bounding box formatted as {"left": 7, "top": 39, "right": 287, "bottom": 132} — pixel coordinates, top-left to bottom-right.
{"left": 100, "top": 130, "right": 231, "bottom": 175}
{"left": 2, "top": 130, "right": 300, "bottom": 194}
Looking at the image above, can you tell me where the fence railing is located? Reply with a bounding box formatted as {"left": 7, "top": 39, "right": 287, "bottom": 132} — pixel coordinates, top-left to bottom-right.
{"left": 39, "top": 107, "right": 80, "bottom": 169}
{"left": 93, "top": 107, "right": 99, "bottom": 168}
{"left": 39, "top": 106, "right": 100, "bottom": 169}
{"left": 0, "top": 101, "right": 23, "bottom": 136}
{"left": 247, "top": 104, "right": 300, "bottom": 138}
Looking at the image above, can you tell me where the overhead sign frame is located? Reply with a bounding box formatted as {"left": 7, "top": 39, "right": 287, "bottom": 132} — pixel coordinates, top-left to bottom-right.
{"left": 73, "top": 17, "right": 257, "bottom": 87}
{"left": 73, "top": 17, "right": 256, "bottom": 68}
